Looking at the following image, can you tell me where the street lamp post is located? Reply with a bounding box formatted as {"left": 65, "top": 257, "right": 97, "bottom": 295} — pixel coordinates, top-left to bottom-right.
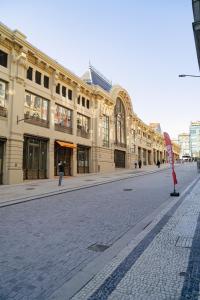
{"left": 179, "top": 74, "right": 200, "bottom": 77}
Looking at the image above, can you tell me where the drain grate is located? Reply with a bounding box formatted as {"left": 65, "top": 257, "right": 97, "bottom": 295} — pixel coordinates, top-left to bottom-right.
{"left": 26, "top": 187, "right": 35, "bottom": 190}
{"left": 123, "top": 188, "right": 133, "bottom": 191}
{"left": 88, "top": 244, "right": 110, "bottom": 252}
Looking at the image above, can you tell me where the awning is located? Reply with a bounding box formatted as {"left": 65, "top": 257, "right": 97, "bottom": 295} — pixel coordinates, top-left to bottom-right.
{"left": 56, "top": 141, "right": 76, "bottom": 148}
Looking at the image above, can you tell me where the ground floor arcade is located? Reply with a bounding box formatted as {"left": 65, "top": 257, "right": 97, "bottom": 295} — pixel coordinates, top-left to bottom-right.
{"left": 0, "top": 135, "right": 169, "bottom": 185}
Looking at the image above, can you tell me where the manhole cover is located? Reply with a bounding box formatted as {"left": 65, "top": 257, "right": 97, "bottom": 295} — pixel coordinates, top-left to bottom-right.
{"left": 88, "top": 244, "right": 110, "bottom": 252}
{"left": 179, "top": 272, "right": 187, "bottom": 277}
{"left": 26, "top": 188, "right": 35, "bottom": 190}
{"left": 85, "top": 179, "right": 95, "bottom": 182}
{"left": 123, "top": 188, "right": 133, "bottom": 191}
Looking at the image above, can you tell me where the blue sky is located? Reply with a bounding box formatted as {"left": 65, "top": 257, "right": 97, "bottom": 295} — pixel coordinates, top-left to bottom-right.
{"left": 1, "top": 0, "right": 199, "bottom": 138}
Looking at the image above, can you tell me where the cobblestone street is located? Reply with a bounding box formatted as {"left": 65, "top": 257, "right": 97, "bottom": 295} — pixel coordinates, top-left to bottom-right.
{"left": 0, "top": 164, "right": 197, "bottom": 299}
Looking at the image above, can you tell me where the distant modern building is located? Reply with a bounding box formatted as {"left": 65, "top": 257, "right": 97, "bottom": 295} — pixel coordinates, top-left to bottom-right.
{"left": 178, "top": 133, "right": 190, "bottom": 158}
{"left": 189, "top": 121, "right": 200, "bottom": 158}
{"left": 192, "top": 0, "right": 200, "bottom": 69}
{"left": 149, "top": 123, "right": 162, "bottom": 134}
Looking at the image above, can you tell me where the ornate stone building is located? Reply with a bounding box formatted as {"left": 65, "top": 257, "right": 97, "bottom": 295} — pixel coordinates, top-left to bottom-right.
{"left": 0, "top": 22, "right": 180, "bottom": 185}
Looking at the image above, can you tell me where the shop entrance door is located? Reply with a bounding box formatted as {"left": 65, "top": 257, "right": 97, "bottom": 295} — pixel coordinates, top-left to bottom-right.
{"left": 77, "top": 146, "right": 89, "bottom": 173}
{"left": 114, "top": 150, "right": 125, "bottom": 168}
{"left": 23, "top": 136, "right": 48, "bottom": 180}
{"left": 0, "top": 142, "right": 4, "bottom": 184}
{"left": 54, "top": 144, "right": 71, "bottom": 176}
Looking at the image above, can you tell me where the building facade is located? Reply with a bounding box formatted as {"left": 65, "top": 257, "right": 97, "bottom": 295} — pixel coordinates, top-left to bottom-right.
{"left": 149, "top": 123, "right": 162, "bottom": 134}
{"left": 178, "top": 133, "right": 190, "bottom": 158}
{"left": 189, "top": 121, "right": 200, "bottom": 158}
{"left": 0, "top": 23, "right": 180, "bottom": 185}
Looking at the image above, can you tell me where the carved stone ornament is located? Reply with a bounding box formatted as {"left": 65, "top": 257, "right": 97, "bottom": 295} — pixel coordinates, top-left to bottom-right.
{"left": 10, "top": 50, "right": 18, "bottom": 64}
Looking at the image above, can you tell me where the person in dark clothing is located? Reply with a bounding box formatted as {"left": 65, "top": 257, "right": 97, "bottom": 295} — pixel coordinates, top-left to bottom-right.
{"left": 138, "top": 160, "right": 142, "bottom": 169}
{"left": 157, "top": 160, "right": 161, "bottom": 168}
{"left": 58, "top": 161, "right": 64, "bottom": 186}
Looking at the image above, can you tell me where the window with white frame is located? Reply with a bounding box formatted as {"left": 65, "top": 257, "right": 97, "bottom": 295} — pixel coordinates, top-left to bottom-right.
{"left": 77, "top": 113, "right": 89, "bottom": 134}
{"left": 0, "top": 80, "right": 7, "bottom": 109}
{"left": 102, "top": 115, "right": 109, "bottom": 147}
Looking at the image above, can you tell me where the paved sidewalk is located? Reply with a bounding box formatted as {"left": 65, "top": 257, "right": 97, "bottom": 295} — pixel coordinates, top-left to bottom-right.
{"left": 69, "top": 175, "right": 200, "bottom": 300}
{"left": 0, "top": 164, "right": 170, "bottom": 207}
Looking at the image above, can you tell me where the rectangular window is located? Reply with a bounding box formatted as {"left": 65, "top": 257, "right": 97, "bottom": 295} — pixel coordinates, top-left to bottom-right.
{"left": 86, "top": 99, "right": 90, "bottom": 109}
{"left": 77, "top": 113, "right": 90, "bottom": 138}
{"left": 190, "top": 130, "right": 196, "bottom": 134}
{"left": 35, "top": 71, "right": 41, "bottom": 85}
{"left": 68, "top": 89, "right": 72, "bottom": 100}
{"left": 24, "top": 91, "right": 49, "bottom": 127}
{"left": 82, "top": 97, "right": 85, "bottom": 107}
{"left": 0, "top": 50, "right": 8, "bottom": 68}
{"left": 44, "top": 75, "right": 49, "bottom": 88}
{"left": 0, "top": 80, "right": 8, "bottom": 117}
{"left": 56, "top": 83, "right": 60, "bottom": 94}
{"left": 77, "top": 95, "right": 80, "bottom": 104}
{"left": 27, "top": 67, "right": 33, "bottom": 80}
{"left": 62, "top": 86, "right": 66, "bottom": 97}
{"left": 102, "top": 115, "right": 109, "bottom": 147}
{"left": 54, "top": 104, "right": 72, "bottom": 129}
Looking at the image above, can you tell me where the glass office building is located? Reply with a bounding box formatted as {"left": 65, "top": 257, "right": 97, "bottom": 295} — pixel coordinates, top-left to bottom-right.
{"left": 190, "top": 121, "right": 200, "bottom": 158}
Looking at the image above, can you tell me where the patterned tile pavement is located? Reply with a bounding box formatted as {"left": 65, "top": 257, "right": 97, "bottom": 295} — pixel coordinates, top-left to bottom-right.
{"left": 72, "top": 177, "right": 200, "bottom": 300}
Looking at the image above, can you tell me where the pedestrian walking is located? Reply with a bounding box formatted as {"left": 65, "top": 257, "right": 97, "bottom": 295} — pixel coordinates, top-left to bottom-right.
{"left": 157, "top": 160, "right": 160, "bottom": 168}
{"left": 138, "top": 160, "right": 142, "bottom": 169}
{"left": 134, "top": 161, "right": 137, "bottom": 169}
{"left": 58, "top": 161, "right": 64, "bottom": 186}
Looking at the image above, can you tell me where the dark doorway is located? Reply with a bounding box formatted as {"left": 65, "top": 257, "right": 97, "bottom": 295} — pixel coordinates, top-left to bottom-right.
{"left": 77, "top": 146, "right": 89, "bottom": 173}
{"left": 54, "top": 143, "right": 71, "bottom": 176}
{"left": 0, "top": 141, "right": 4, "bottom": 184}
{"left": 114, "top": 150, "right": 125, "bottom": 168}
{"left": 23, "top": 136, "right": 48, "bottom": 180}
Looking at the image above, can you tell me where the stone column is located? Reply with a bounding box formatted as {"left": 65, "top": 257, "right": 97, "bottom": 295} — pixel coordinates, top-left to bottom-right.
{"left": 154, "top": 149, "right": 157, "bottom": 164}
{"left": 150, "top": 150, "right": 153, "bottom": 165}
{"left": 72, "top": 147, "right": 77, "bottom": 176}
{"left": 140, "top": 148, "right": 143, "bottom": 165}
{"left": 6, "top": 137, "right": 24, "bottom": 184}
{"left": 146, "top": 149, "right": 148, "bottom": 165}
{"left": 7, "top": 50, "right": 27, "bottom": 184}
{"left": 48, "top": 138, "right": 55, "bottom": 179}
{"left": 72, "top": 84, "right": 79, "bottom": 136}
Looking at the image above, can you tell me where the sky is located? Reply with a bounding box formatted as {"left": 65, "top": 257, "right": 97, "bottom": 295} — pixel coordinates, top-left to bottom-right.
{"left": 1, "top": 0, "right": 199, "bottom": 139}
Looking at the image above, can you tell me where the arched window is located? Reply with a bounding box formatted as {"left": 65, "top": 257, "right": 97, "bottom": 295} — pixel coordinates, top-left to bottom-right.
{"left": 115, "top": 98, "right": 126, "bottom": 146}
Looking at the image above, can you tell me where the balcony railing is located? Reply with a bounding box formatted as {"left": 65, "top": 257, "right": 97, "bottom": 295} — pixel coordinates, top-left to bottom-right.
{"left": 55, "top": 123, "right": 72, "bottom": 134}
{"left": 77, "top": 127, "right": 90, "bottom": 139}
{"left": 0, "top": 106, "right": 7, "bottom": 118}
{"left": 24, "top": 114, "right": 49, "bottom": 128}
